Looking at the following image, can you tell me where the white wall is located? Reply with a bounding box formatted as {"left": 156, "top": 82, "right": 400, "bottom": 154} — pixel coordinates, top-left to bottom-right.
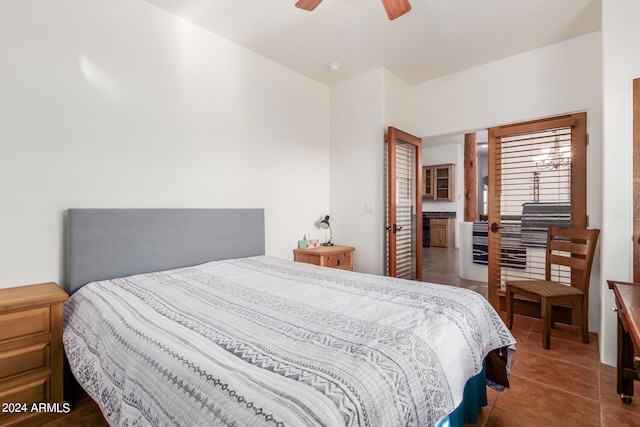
{"left": 330, "top": 69, "right": 386, "bottom": 275}
{"left": 600, "top": 0, "right": 640, "bottom": 365}
{"left": 329, "top": 68, "right": 415, "bottom": 275}
{"left": 0, "top": 0, "right": 330, "bottom": 290}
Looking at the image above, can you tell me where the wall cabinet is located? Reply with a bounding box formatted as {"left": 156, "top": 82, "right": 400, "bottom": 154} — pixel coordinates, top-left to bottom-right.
{"left": 423, "top": 167, "right": 433, "bottom": 198}
{"left": 422, "top": 164, "right": 455, "bottom": 201}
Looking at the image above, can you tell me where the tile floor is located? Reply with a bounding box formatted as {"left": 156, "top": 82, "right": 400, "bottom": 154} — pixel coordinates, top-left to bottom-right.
{"left": 423, "top": 246, "right": 640, "bottom": 427}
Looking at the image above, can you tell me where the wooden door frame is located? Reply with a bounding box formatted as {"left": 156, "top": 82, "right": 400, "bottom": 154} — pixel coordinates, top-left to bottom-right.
{"left": 487, "top": 113, "right": 587, "bottom": 311}
{"left": 386, "top": 126, "right": 423, "bottom": 280}
{"left": 634, "top": 79, "right": 640, "bottom": 282}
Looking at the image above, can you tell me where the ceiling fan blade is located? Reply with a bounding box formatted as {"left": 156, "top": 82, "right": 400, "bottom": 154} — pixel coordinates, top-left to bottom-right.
{"left": 295, "top": 0, "right": 323, "bottom": 11}
{"left": 381, "top": 0, "right": 412, "bottom": 20}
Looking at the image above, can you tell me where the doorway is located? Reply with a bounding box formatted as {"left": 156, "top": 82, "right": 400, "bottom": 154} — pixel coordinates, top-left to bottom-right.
{"left": 487, "top": 113, "right": 588, "bottom": 315}
{"left": 421, "top": 132, "right": 489, "bottom": 288}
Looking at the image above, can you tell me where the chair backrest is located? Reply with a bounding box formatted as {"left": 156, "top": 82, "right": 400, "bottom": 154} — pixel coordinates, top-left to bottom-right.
{"left": 545, "top": 226, "right": 600, "bottom": 293}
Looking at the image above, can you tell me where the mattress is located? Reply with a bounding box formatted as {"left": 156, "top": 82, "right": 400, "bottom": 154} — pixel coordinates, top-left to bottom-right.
{"left": 64, "top": 255, "right": 515, "bottom": 426}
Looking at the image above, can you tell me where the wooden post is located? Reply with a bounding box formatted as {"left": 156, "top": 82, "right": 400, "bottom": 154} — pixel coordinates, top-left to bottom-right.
{"left": 464, "top": 133, "right": 478, "bottom": 222}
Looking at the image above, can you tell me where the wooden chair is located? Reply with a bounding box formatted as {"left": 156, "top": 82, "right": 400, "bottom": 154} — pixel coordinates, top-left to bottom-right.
{"left": 506, "top": 226, "right": 600, "bottom": 349}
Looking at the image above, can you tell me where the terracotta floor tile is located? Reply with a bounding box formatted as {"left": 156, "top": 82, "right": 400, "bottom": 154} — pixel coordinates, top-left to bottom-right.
{"left": 495, "top": 375, "right": 600, "bottom": 426}
{"left": 601, "top": 405, "right": 640, "bottom": 427}
{"left": 483, "top": 407, "right": 541, "bottom": 427}
{"left": 530, "top": 318, "right": 599, "bottom": 344}
{"left": 600, "top": 363, "right": 617, "bottom": 376}
{"left": 521, "top": 331, "right": 600, "bottom": 370}
{"left": 507, "top": 327, "right": 529, "bottom": 347}
{"left": 498, "top": 312, "right": 536, "bottom": 333}
{"left": 510, "top": 350, "right": 600, "bottom": 401}
{"left": 599, "top": 371, "right": 640, "bottom": 415}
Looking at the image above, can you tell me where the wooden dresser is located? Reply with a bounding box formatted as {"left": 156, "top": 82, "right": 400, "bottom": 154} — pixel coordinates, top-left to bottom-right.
{"left": 0, "top": 282, "right": 69, "bottom": 426}
{"left": 293, "top": 245, "right": 355, "bottom": 271}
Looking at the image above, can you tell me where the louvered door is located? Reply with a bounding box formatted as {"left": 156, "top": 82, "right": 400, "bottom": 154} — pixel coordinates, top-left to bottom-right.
{"left": 487, "top": 113, "right": 587, "bottom": 311}
{"left": 385, "top": 127, "right": 423, "bottom": 280}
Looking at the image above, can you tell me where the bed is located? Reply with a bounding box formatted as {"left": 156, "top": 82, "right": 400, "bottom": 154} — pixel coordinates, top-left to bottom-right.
{"left": 63, "top": 209, "right": 515, "bottom": 427}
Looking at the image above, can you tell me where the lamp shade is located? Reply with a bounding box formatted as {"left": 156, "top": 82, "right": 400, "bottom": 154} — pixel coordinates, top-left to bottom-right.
{"left": 319, "top": 215, "right": 330, "bottom": 229}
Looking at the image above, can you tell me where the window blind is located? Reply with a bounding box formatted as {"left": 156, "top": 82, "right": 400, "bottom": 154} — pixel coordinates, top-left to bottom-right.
{"left": 395, "top": 141, "right": 417, "bottom": 279}
{"left": 496, "top": 127, "right": 572, "bottom": 288}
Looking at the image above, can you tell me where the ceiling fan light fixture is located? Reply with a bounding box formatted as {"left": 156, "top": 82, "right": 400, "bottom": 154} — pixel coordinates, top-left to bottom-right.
{"left": 296, "top": 0, "right": 412, "bottom": 20}
{"left": 382, "top": 0, "right": 412, "bottom": 20}
{"left": 295, "top": 0, "right": 323, "bottom": 11}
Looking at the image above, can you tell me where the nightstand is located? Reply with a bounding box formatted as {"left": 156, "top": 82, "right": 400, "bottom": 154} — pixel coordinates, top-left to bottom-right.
{"left": 0, "top": 282, "right": 68, "bottom": 426}
{"left": 293, "top": 245, "right": 355, "bottom": 271}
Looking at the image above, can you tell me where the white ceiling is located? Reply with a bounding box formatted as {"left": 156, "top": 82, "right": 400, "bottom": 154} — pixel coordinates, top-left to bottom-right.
{"left": 145, "top": 0, "right": 601, "bottom": 86}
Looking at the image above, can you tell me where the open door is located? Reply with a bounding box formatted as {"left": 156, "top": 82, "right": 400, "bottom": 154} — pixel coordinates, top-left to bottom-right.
{"left": 487, "top": 113, "right": 587, "bottom": 316}
{"left": 385, "top": 127, "right": 423, "bottom": 280}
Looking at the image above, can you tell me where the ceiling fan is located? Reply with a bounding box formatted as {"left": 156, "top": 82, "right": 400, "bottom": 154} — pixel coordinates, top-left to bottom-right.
{"left": 295, "top": 0, "right": 412, "bottom": 21}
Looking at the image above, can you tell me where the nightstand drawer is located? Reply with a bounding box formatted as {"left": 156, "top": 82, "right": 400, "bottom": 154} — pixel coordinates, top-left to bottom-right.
{"left": 325, "top": 253, "right": 351, "bottom": 269}
{"left": 0, "top": 307, "right": 50, "bottom": 342}
{"left": 0, "top": 342, "right": 49, "bottom": 380}
{"left": 294, "top": 245, "right": 356, "bottom": 271}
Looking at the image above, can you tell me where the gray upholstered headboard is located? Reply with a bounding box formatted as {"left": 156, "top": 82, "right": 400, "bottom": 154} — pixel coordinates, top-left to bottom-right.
{"left": 66, "top": 209, "right": 265, "bottom": 294}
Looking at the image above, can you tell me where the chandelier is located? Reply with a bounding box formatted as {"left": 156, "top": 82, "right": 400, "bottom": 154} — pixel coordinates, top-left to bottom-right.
{"left": 532, "top": 132, "right": 571, "bottom": 171}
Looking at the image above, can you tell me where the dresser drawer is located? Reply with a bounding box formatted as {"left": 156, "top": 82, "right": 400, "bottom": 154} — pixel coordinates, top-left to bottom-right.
{"left": 325, "top": 253, "right": 351, "bottom": 269}
{"left": 0, "top": 307, "right": 50, "bottom": 342}
{"left": 0, "top": 342, "right": 49, "bottom": 380}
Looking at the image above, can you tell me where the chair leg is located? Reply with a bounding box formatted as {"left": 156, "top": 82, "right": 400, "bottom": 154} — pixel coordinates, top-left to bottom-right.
{"left": 541, "top": 297, "right": 552, "bottom": 349}
{"left": 580, "top": 298, "right": 589, "bottom": 344}
{"left": 506, "top": 285, "right": 514, "bottom": 329}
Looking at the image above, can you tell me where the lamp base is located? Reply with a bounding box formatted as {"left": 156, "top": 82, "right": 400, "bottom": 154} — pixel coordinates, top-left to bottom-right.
{"left": 321, "top": 242, "right": 334, "bottom": 246}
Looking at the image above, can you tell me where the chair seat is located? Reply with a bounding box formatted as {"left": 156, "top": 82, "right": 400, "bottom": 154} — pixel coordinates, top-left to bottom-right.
{"left": 507, "top": 280, "right": 584, "bottom": 298}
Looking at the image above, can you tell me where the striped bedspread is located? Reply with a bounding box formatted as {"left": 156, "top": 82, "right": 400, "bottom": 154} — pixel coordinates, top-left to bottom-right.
{"left": 64, "top": 255, "right": 515, "bottom": 427}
